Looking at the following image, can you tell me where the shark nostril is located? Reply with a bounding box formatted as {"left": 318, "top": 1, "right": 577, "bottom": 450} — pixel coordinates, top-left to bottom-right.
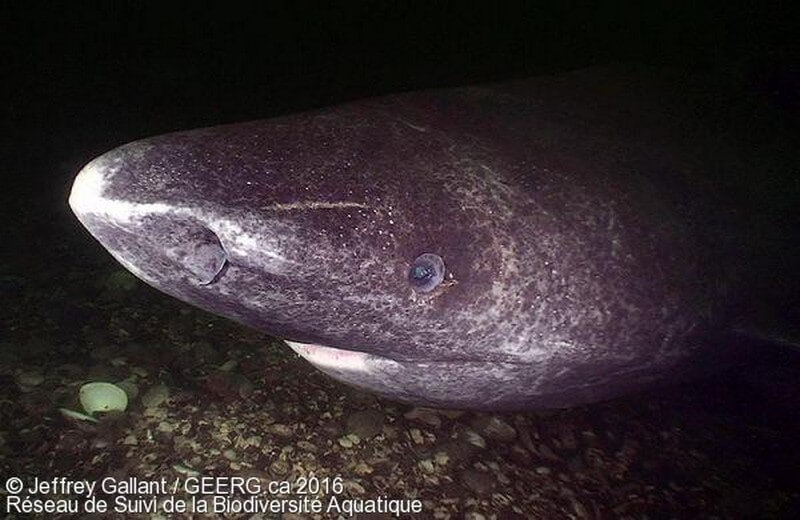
{"left": 161, "top": 220, "right": 229, "bottom": 286}
{"left": 196, "top": 250, "right": 229, "bottom": 286}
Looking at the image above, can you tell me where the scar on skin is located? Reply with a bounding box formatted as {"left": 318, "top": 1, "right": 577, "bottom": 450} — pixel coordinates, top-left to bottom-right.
{"left": 263, "top": 201, "right": 369, "bottom": 211}
{"left": 398, "top": 118, "right": 429, "bottom": 132}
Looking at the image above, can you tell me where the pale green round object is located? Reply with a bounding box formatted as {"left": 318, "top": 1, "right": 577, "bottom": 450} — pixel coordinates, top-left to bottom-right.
{"left": 79, "top": 382, "right": 129, "bottom": 415}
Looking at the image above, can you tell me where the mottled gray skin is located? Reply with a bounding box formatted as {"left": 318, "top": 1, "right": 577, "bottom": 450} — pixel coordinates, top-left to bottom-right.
{"left": 69, "top": 65, "right": 798, "bottom": 410}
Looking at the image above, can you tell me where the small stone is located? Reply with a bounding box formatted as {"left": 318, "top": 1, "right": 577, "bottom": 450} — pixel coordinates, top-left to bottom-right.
{"left": 116, "top": 379, "right": 139, "bottom": 400}
{"left": 382, "top": 425, "right": 399, "bottom": 440}
{"left": 338, "top": 436, "right": 354, "bottom": 448}
{"left": 16, "top": 372, "right": 44, "bottom": 387}
{"left": 510, "top": 444, "right": 531, "bottom": 463}
{"left": 223, "top": 449, "right": 237, "bottom": 460}
{"left": 343, "top": 480, "right": 366, "bottom": 495}
{"left": 409, "top": 428, "right": 425, "bottom": 444}
{"left": 581, "top": 430, "right": 598, "bottom": 445}
{"left": 130, "top": 366, "right": 149, "bottom": 378}
{"left": 269, "top": 424, "right": 293, "bottom": 437}
{"left": 418, "top": 459, "right": 435, "bottom": 473}
{"left": 296, "top": 440, "right": 317, "bottom": 453}
{"left": 436, "top": 441, "right": 477, "bottom": 466}
{"left": 538, "top": 443, "right": 560, "bottom": 462}
{"left": 461, "top": 469, "right": 496, "bottom": 495}
{"left": 439, "top": 409, "right": 465, "bottom": 419}
{"left": 269, "top": 459, "right": 289, "bottom": 476}
{"left": 462, "top": 430, "right": 487, "bottom": 449}
{"left": 404, "top": 407, "right": 442, "bottom": 427}
{"left": 572, "top": 499, "right": 590, "bottom": 519}
{"left": 434, "top": 451, "right": 450, "bottom": 466}
{"left": 172, "top": 464, "right": 200, "bottom": 477}
{"left": 473, "top": 415, "right": 517, "bottom": 442}
{"left": 141, "top": 384, "right": 169, "bottom": 408}
{"left": 346, "top": 409, "right": 384, "bottom": 438}
{"left": 190, "top": 341, "right": 222, "bottom": 365}
{"left": 218, "top": 359, "right": 238, "bottom": 372}
{"left": 558, "top": 427, "right": 578, "bottom": 452}
{"left": 353, "top": 462, "right": 373, "bottom": 475}
{"left": 535, "top": 466, "right": 551, "bottom": 475}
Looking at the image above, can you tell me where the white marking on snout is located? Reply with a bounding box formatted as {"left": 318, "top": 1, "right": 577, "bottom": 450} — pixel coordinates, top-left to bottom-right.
{"left": 69, "top": 156, "right": 174, "bottom": 224}
{"left": 69, "top": 157, "right": 296, "bottom": 273}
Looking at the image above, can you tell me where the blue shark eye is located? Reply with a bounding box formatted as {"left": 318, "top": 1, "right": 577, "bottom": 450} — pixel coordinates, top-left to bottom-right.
{"left": 409, "top": 253, "right": 445, "bottom": 292}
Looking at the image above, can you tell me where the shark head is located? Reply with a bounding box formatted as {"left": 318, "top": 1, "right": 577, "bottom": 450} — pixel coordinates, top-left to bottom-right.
{"left": 68, "top": 102, "right": 570, "bottom": 409}
{"left": 70, "top": 78, "right": 732, "bottom": 409}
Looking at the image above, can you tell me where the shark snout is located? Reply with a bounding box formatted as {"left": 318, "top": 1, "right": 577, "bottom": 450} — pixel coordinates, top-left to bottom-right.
{"left": 69, "top": 150, "right": 229, "bottom": 285}
{"left": 69, "top": 146, "right": 297, "bottom": 287}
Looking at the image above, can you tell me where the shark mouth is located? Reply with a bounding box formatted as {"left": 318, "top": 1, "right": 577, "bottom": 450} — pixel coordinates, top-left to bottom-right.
{"left": 284, "top": 340, "right": 375, "bottom": 372}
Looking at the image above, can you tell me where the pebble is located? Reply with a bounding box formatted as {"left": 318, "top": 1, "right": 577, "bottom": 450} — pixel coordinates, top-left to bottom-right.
{"left": 404, "top": 407, "right": 442, "bottom": 427}
{"left": 461, "top": 469, "right": 496, "bottom": 495}
{"left": 343, "top": 480, "right": 366, "bottom": 495}
{"left": 16, "top": 371, "right": 44, "bottom": 387}
{"left": 338, "top": 434, "right": 361, "bottom": 448}
{"left": 462, "top": 430, "right": 487, "bottom": 449}
{"left": 571, "top": 498, "right": 591, "bottom": 519}
{"left": 296, "top": 440, "right": 317, "bottom": 453}
{"left": 172, "top": 464, "right": 200, "bottom": 477}
{"left": 464, "top": 512, "right": 486, "bottom": 520}
{"left": 353, "top": 462, "right": 373, "bottom": 475}
{"left": 581, "top": 430, "right": 598, "bottom": 445}
{"left": 130, "top": 366, "right": 149, "bottom": 378}
{"left": 218, "top": 359, "right": 238, "bottom": 372}
{"left": 435, "top": 441, "right": 477, "bottom": 466}
{"left": 223, "top": 449, "right": 237, "bottom": 461}
{"left": 473, "top": 415, "right": 517, "bottom": 442}
{"left": 269, "top": 459, "right": 289, "bottom": 476}
{"left": 346, "top": 409, "right": 384, "bottom": 438}
{"left": 537, "top": 443, "right": 560, "bottom": 462}
{"left": 116, "top": 379, "right": 139, "bottom": 400}
{"left": 409, "top": 428, "right": 425, "bottom": 444}
{"left": 434, "top": 451, "right": 450, "bottom": 466}
{"left": 141, "top": 384, "right": 169, "bottom": 408}
{"left": 418, "top": 459, "right": 435, "bottom": 473}
{"left": 269, "top": 424, "right": 293, "bottom": 437}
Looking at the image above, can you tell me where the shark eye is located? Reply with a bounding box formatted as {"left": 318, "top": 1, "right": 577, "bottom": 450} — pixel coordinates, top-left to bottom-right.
{"left": 408, "top": 253, "right": 445, "bottom": 292}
